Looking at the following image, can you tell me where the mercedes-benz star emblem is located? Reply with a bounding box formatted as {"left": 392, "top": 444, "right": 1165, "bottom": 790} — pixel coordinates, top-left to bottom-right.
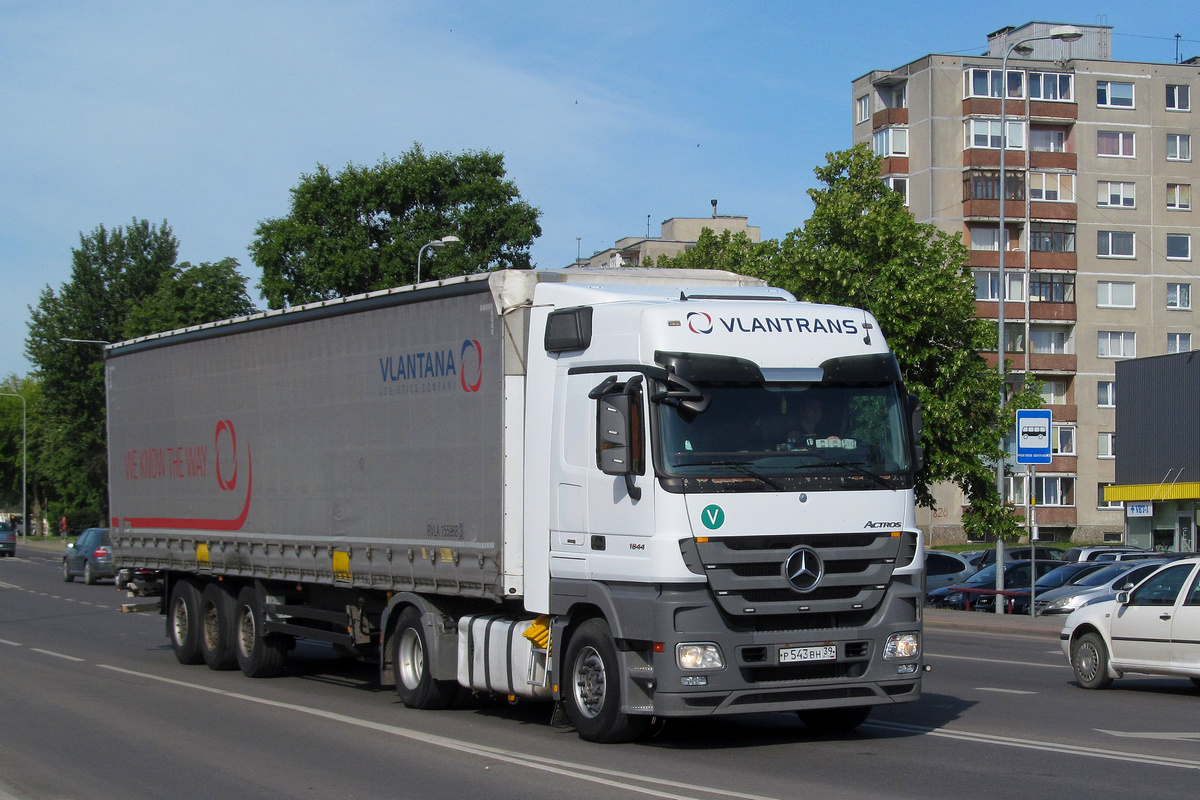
{"left": 783, "top": 547, "right": 824, "bottom": 593}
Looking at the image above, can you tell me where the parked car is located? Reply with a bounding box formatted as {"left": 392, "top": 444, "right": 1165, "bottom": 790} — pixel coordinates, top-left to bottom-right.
{"left": 969, "top": 546, "right": 1065, "bottom": 568}
{"left": 927, "top": 560, "right": 1062, "bottom": 611}
{"left": 0, "top": 521, "right": 15, "bottom": 557}
{"left": 1033, "top": 558, "right": 1170, "bottom": 616}
{"left": 924, "top": 551, "right": 978, "bottom": 593}
{"left": 62, "top": 527, "right": 114, "bottom": 584}
{"left": 1005, "top": 562, "right": 1109, "bottom": 614}
{"left": 1062, "top": 556, "right": 1200, "bottom": 689}
{"left": 1062, "top": 545, "right": 1147, "bottom": 562}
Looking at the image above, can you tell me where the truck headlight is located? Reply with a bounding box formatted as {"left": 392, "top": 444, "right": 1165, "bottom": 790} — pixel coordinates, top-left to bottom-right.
{"left": 677, "top": 643, "right": 725, "bottom": 670}
{"left": 883, "top": 632, "right": 920, "bottom": 660}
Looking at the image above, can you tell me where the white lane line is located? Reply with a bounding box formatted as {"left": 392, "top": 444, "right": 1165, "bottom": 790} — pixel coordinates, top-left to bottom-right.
{"left": 0, "top": 639, "right": 21, "bottom": 646}
{"left": 866, "top": 720, "right": 1200, "bottom": 770}
{"left": 98, "top": 664, "right": 781, "bottom": 800}
{"left": 975, "top": 688, "right": 1037, "bottom": 695}
{"left": 930, "top": 653, "right": 1069, "bottom": 669}
{"left": 31, "top": 648, "right": 85, "bottom": 662}
{"left": 1098, "top": 729, "right": 1200, "bottom": 742}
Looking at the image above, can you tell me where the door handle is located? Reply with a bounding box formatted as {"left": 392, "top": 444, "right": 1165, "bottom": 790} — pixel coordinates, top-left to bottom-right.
{"left": 1160, "top": 614, "right": 1172, "bottom": 621}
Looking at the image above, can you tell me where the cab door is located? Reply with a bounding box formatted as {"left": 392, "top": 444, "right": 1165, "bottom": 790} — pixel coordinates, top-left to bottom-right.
{"left": 1109, "top": 562, "right": 1195, "bottom": 669}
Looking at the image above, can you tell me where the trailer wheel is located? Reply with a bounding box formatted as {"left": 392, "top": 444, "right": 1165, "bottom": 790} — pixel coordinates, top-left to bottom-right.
{"left": 563, "top": 618, "right": 648, "bottom": 743}
{"left": 234, "top": 586, "right": 288, "bottom": 678}
{"left": 797, "top": 706, "right": 871, "bottom": 734}
{"left": 1071, "top": 632, "right": 1113, "bottom": 689}
{"left": 199, "top": 582, "right": 239, "bottom": 670}
{"left": 168, "top": 580, "right": 205, "bottom": 665}
{"left": 393, "top": 607, "right": 455, "bottom": 710}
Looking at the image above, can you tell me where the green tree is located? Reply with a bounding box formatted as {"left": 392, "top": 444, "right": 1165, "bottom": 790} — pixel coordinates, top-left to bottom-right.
{"left": 25, "top": 220, "right": 256, "bottom": 526}
{"left": 252, "top": 144, "right": 543, "bottom": 307}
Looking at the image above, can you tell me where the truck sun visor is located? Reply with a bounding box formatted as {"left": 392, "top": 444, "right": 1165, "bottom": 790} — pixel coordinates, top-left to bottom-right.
{"left": 544, "top": 306, "right": 593, "bottom": 353}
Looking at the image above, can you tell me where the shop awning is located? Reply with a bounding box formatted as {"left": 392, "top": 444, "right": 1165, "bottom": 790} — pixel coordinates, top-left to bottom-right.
{"left": 1104, "top": 482, "right": 1200, "bottom": 502}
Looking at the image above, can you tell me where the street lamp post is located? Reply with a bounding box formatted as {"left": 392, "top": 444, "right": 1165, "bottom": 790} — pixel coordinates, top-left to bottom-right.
{"left": 416, "top": 235, "right": 462, "bottom": 284}
{"left": 0, "top": 392, "right": 26, "bottom": 542}
{"left": 995, "top": 25, "right": 1082, "bottom": 611}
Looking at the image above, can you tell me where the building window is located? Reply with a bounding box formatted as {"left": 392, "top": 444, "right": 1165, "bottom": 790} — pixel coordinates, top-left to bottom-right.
{"left": 1005, "top": 475, "right": 1027, "bottom": 506}
{"left": 1030, "top": 223, "right": 1076, "bottom": 253}
{"left": 1098, "top": 432, "right": 1116, "bottom": 459}
{"left": 1167, "top": 282, "right": 1191, "bottom": 309}
{"left": 856, "top": 95, "right": 870, "bottom": 123}
{"left": 1053, "top": 425, "right": 1076, "bottom": 456}
{"left": 1167, "top": 184, "right": 1192, "bottom": 210}
{"left": 1167, "top": 233, "right": 1192, "bottom": 260}
{"left": 884, "top": 83, "right": 907, "bottom": 109}
{"left": 1097, "top": 380, "right": 1116, "bottom": 407}
{"left": 885, "top": 177, "right": 908, "bottom": 204}
{"left": 1168, "top": 332, "right": 1192, "bottom": 353}
{"left": 1035, "top": 476, "right": 1075, "bottom": 507}
{"left": 972, "top": 269, "right": 1023, "bottom": 301}
{"left": 1030, "top": 72, "right": 1073, "bottom": 101}
{"left": 1029, "top": 272, "right": 1075, "bottom": 303}
{"left": 1097, "top": 130, "right": 1135, "bottom": 157}
{"left": 1168, "top": 133, "right": 1192, "bottom": 161}
{"left": 1098, "top": 330, "right": 1136, "bottom": 358}
{"left": 1098, "top": 483, "right": 1122, "bottom": 509}
{"left": 1097, "top": 281, "right": 1135, "bottom": 308}
{"left": 1003, "top": 323, "right": 1025, "bottom": 353}
{"left": 965, "top": 170, "right": 1024, "bottom": 200}
{"left": 967, "top": 68, "right": 1023, "bottom": 99}
{"left": 873, "top": 128, "right": 908, "bottom": 157}
{"left": 966, "top": 119, "right": 1024, "bottom": 150}
{"left": 1030, "top": 126, "right": 1068, "bottom": 153}
{"left": 1041, "top": 379, "right": 1068, "bottom": 405}
{"left": 1097, "top": 80, "right": 1134, "bottom": 108}
{"left": 1097, "top": 230, "right": 1135, "bottom": 258}
{"left": 1031, "top": 327, "right": 1072, "bottom": 354}
{"left": 1167, "top": 84, "right": 1191, "bottom": 111}
{"left": 1030, "top": 172, "right": 1074, "bottom": 202}
{"left": 1096, "top": 181, "right": 1135, "bottom": 208}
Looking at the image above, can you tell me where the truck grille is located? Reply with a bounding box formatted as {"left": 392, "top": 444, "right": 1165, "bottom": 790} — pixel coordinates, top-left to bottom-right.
{"left": 679, "top": 531, "right": 915, "bottom": 626}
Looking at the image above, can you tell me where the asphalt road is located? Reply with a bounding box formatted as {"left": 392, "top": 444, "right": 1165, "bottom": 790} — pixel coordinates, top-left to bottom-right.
{"left": 2, "top": 542, "right": 1199, "bottom": 800}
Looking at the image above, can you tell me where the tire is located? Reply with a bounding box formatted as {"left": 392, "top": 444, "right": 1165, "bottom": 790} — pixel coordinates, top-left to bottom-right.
{"left": 1071, "top": 631, "right": 1113, "bottom": 689}
{"left": 392, "top": 606, "right": 455, "bottom": 710}
{"left": 83, "top": 561, "right": 97, "bottom": 585}
{"left": 234, "top": 585, "right": 288, "bottom": 678}
{"left": 1190, "top": 677, "right": 1200, "bottom": 689}
{"left": 168, "top": 580, "right": 205, "bottom": 665}
{"left": 562, "top": 618, "right": 648, "bottom": 743}
{"left": 797, "top": 706, "right": 872, "bottom": 734}
{"left": 199, "top": 582, "right": 239, "bottom": 670}
{"left": 62, "top": 559, "right": 74, "bottom": 582}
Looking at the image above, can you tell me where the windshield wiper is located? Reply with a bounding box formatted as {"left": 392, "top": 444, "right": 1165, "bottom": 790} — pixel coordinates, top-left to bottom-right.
{"left": 788, "top": 460, "right": 897, "bottom": 490}
{"left": 708, "top": 460, "right": 786, "bottom": 491}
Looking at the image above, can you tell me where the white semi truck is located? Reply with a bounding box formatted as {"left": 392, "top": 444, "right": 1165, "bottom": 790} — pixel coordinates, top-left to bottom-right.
{"left": 107, "top": 267, "right": 925, "bottom": 742}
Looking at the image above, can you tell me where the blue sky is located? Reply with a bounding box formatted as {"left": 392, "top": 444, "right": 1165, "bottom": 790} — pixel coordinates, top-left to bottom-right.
{"left": 1, "top": 0, "right": 1195, "bottom": 378}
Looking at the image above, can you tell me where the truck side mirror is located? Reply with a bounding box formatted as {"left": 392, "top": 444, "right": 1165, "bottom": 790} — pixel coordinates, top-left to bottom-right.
{"left": 907, "top": 394, "right": 925, "bottom": 472}
{"left": 593, "top": 375, "right": 644, "bottom": 501}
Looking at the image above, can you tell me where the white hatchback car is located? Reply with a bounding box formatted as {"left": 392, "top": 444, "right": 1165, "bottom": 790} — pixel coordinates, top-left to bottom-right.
{"left": 1061, "top": 556, "right": 1200, "bottom": 689}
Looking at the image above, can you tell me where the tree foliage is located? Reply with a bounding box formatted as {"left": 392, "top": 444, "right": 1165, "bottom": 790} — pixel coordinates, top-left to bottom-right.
{"left": 24, "top": 219, "right": 256, "bottom": 526}
{"left": 654, "top": 145, "right": 1038, "bottom": 539}
{"left": 252, "top": 144, "right": 543, "bottom": 307}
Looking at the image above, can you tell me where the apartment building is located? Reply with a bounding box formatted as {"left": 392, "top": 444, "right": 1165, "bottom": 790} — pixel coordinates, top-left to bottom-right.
{"left": 579, "top": 213, "right": 761, "bottom": 269}
{"left": 852, "top": 22, "right": 1200, "bottom": 544}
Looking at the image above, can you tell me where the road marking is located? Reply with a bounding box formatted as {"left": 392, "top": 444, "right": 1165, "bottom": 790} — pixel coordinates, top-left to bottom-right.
{"left": 866, "top": 720, "right": 1200, "bottom": 770}
{"left": 975, "top": 687, "right": 1037, "bottom": 695}
{"left": 1098, "top": 729, "right": 1200, "bottom": 741}
{"left": 31, "top": 648, "right": 85, "bottom": 662}
{"left": 98, "top": 664, "right": 782, "bottom": 800}
{"left": 0, "top": 639, "right": 21, "bottom": 646}
{"left": 0, "top": 581, "right": 20, "bottom": 589}
{"left": 931, "top": 653, "right": 1069, "bottom": 670}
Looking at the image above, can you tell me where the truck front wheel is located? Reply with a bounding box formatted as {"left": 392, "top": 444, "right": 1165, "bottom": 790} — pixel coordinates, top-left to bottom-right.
{"left": 235, "top": 586, "right": 288, "bottom": 678}
{"left": 199, "top": 582, "right": 239, "bottom": 670}
{"left": 393, "top": 607, "right": 455, "bottom": 710}
{"left": 562, "top": 618, "right": 647, "bottom": 743}
{"left": 168, "top": 580, "right": 204, "bottom": 665}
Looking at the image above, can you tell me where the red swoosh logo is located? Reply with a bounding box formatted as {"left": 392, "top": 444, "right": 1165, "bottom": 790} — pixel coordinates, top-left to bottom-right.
{"left": 113, "top": 445, "right": 253, "bottom": 531}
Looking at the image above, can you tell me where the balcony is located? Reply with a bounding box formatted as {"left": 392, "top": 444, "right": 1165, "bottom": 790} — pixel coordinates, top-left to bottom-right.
{"left": 1029, "top": 353, "right": 1076, "bottom": 372}
{"left": 962, "top": 98, "right": 1002, "bottom": 117}
{"left": 1029, "top": 151, "right": 1077, "bottom": 170}
{"left": 1049, "top": 405, "right": 1077, "bottom": 422}
{"left": 967, "top": 250, "right": 1025, "bottom": 268}
{"left": 879, "top": 156, "right": 909, "bottom": 174}
{"left": 975, "top": 300, "right": 1025, "bottom": 320}
{"left": 873, "top": 107, "right": 908, "bottom": 128}
{"left": 962, "top": 198, "right": 1029, "bottom": 219}
{"left": 1028, "top": 101, "right": 1078, "bottom": 121}
{"left": 1029, "top": 201, "right": 1077, "bottom": 221}
{"left": 964, "top": 150, "right": 1026, "bottom": 169}
{"left": 1029, "top": 251, "right": 1076, "bottom": 270}
{"left": 1029, "top": 302, "right": 1076, "bottom": 321}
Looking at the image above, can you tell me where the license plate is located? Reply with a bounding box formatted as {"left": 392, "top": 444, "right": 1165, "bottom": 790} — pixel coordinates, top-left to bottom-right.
{"left": 779, "top": 644, "right": 837, "bottom": 663}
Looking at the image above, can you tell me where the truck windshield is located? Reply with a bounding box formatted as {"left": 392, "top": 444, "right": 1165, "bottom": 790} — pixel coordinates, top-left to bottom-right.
{"left": 656, "top": 382, "right": 913, "bottom": 486}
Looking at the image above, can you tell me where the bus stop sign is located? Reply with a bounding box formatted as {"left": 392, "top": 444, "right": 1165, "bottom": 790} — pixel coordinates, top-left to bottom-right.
{"left": 1016, "top": 409, "right": 1053, "bottom": 465}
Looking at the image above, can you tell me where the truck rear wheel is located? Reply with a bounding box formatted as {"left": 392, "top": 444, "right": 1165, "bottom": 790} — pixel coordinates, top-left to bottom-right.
{"left": 797, "top": 706, "right": 871, "bottom": 734}
{"left": 562, "top": 618, "right": 648, "bottom": 743}
{"left": 168, "top": 580, "right": 204, "bottom": 665}
{"left": 393, "top": 607, "right": 455, "bottom": 710}
{"left": 235, "top": 586, "right": 288, "bottom": 678}
{"left": 199, "top": 582, "right": 239, "bottom": 670}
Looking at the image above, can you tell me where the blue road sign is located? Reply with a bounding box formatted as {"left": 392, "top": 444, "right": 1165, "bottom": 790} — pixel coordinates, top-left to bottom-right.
{"left": 1016, "top": 409, "right": 1053, "bottom": 464}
